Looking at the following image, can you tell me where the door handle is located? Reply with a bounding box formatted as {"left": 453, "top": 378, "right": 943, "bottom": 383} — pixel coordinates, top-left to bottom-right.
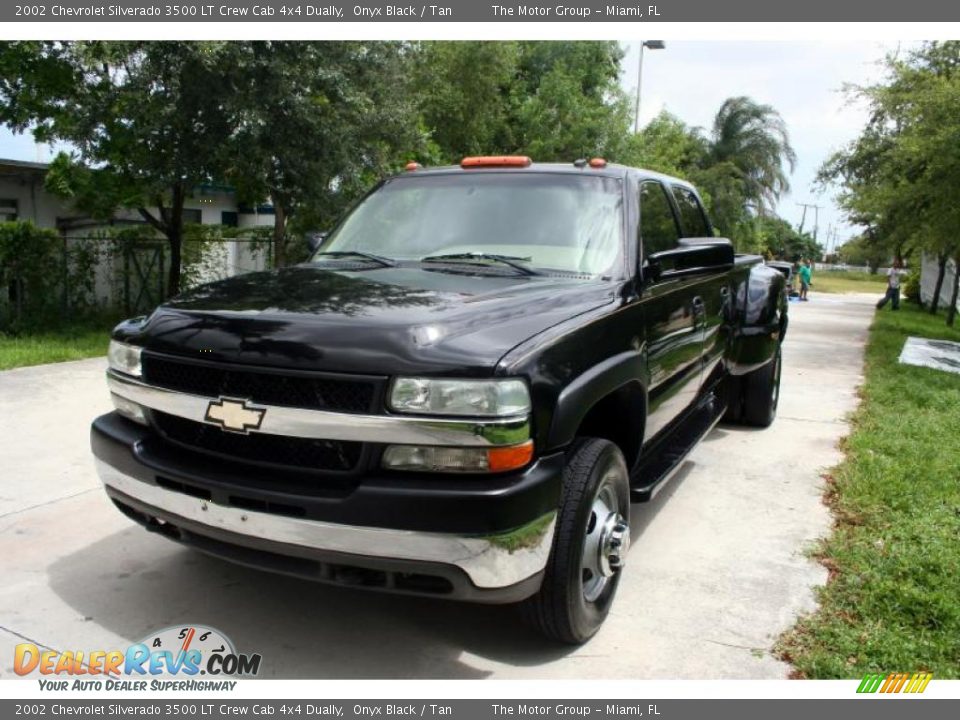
{"left": 691, "top": 296, "right": 706, "bottom": 324}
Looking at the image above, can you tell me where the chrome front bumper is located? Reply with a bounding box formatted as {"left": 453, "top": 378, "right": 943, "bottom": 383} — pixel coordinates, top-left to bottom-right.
{"left": 96, "top": 459, "right": 555, "bottom": 590}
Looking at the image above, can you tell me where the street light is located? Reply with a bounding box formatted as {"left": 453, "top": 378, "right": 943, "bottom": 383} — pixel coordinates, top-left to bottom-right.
{"left": 634, "top": 40, "right": 666, "bottom": 134}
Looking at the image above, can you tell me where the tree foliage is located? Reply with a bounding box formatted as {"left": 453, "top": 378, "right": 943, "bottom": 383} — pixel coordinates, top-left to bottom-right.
{"left": 819, "top": 41, "right": 960, "bottom": 323}
{"left": 0, "top": 41, "right": 237, "bottom": 295}
{"left": 413, "top": 41, "right": 632, "bottom": 163}
{"left": 622, "top": 100, "right": 800, "bottom": 256}
{"left": 0, "top": 39, "right": 806, "bottom": 306}
{"left": 218, "top": 41, "right": 419, "bottom": 267}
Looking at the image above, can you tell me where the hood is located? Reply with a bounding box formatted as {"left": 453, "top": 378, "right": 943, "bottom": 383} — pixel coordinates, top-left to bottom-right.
{"left": 118, "top": 265, "right": 617, "bottom": 376}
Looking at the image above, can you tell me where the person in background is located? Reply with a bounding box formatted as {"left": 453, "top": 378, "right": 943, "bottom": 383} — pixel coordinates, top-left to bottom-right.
{"left": 798, "top": 259, "right": 812, "bottom": 301}
{"left": 877, "top": 257, "right": 905, "bottom": 310}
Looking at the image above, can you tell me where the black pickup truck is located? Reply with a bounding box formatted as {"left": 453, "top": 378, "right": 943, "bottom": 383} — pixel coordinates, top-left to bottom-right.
{"left": 92, "top": 157, "right": 786, "bottom": 644}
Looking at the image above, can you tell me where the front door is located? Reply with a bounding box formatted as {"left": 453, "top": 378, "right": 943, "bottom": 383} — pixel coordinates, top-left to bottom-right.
{"left": 637, "top": 181, "right": 706, "bottom": 443}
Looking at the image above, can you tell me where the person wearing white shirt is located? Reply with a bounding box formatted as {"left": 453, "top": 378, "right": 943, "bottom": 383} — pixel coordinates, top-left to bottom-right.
{"left": 876, "top": 257, "right": 905, "bottom": 310}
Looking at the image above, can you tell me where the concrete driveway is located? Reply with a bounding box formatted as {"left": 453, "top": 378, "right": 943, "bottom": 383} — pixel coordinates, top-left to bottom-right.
{"left": 0, "top": 294, "right": 874, "bottom": 679}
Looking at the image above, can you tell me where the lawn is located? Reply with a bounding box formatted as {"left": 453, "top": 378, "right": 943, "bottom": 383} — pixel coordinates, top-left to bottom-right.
{"left": 779, "top": 301, "right": 960, "bottom": 678}
{"left": 0, "top": 326, "right": 110, "bottom": 370}
{"left": 812, "top": 270, "right": 888, "bottom": 295}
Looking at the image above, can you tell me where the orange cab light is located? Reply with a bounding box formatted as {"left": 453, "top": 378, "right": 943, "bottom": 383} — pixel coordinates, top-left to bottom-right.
{"left": 589, "top": 157, "right": 608, "bottom": 168}
{"left": 405, "top": 161, "right": 422, "bottom": 171}
{"left": 461, "top": 155, "right": 532, "bottom": 169}
{"left": 487, "top": 440, "right": 535, "bottom": 473}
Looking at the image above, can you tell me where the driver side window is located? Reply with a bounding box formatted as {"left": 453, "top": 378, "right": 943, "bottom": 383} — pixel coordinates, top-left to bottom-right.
{"left": 639, "top": 182, "right": 680, "bottom": 258}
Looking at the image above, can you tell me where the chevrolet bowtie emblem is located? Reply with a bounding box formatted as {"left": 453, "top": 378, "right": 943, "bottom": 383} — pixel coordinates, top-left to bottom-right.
{"left": 204, "top": 397, "right": 266, "bottom": 434}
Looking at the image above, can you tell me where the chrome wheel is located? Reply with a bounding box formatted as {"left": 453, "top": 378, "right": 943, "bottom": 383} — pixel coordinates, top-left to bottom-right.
{"left": 581, "top": 473, "right": 630, "bottom": 603}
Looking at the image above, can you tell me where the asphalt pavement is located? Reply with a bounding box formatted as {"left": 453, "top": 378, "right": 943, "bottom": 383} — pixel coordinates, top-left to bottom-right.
{"left": 0, "top": 293, "right": 875, "bottom": 679}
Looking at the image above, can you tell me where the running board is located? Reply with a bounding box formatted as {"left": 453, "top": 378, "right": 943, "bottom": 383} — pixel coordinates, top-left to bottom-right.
{"left": 630, "top": 391, "right": 725, "bottom": 502}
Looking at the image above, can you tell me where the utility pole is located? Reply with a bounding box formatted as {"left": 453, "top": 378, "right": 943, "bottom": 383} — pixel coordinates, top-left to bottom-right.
{"left": 796, "top": 202, "right": 823, "bottom": 240}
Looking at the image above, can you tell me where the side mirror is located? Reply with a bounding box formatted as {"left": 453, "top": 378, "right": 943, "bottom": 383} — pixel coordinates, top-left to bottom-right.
{"left": 645, "top": 238, "right": 735, "bottom": 283}
{"left": 306, "top": 231, "right": 328, "bottom": 253}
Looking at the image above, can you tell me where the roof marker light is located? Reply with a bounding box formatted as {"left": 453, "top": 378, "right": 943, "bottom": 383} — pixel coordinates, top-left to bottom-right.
{"left": 405, "top": 162, "right": 422, "bottom": 171}
{"left": 461, "top": 156, "right": 532, "bottom": 169}
{"left": 589, "top": 158, "right": 608, "bottom": 168}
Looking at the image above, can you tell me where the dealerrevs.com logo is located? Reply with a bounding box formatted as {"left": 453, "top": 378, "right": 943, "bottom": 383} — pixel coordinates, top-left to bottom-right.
{"left": 14, "top": 625, "right": 261, "bottom": 691}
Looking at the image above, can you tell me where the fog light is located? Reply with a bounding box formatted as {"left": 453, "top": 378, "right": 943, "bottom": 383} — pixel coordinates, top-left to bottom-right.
{"left": 111, "top": 392, "right": 148, "bottom": 425}
{"left": 382, "top": 441, "right": 534, "bottom": 473}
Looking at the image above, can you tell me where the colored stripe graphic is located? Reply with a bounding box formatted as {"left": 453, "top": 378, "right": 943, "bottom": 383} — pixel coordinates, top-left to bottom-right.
{"left": 858, "top": 672, "right": 932, "bottom": 694}
{"left": 856, "top": 674, "right": 885, "bottom": 693}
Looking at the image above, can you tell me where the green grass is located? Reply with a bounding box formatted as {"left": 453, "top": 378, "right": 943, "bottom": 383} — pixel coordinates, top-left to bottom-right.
{"left": 812, "top": 270, "right": 888, "bottom": 295}
{"left": 779, "top": 302, "right": 960, "bottom": 678}
{"left": 0, "top": 326, "right": 110, "bottom": 370}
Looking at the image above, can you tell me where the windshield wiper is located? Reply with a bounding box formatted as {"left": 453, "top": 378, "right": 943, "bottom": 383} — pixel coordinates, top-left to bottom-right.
{"left": 421, "top": 253, "right": 541, "bottom": 276}
{"left": 312, "top": 251, "right": 397, "bottom": 268}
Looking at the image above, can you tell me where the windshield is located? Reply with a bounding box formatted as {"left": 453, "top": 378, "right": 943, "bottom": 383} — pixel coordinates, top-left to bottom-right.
{"left": 318, "top": 172, "right": 624, "bottom": 276}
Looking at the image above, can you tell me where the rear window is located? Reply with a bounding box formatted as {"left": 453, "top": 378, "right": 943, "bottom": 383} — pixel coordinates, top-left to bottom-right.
{"left": 671, "top": 185, "right": 711, "bottom": 238}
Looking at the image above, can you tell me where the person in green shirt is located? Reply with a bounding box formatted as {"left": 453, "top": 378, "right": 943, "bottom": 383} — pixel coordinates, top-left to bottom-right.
{"left": 798, "top": 259, "right": 812, "bottom": 301}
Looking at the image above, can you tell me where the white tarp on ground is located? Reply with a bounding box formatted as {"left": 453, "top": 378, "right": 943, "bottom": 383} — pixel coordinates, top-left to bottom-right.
{"left": 920, "top": 252, "right": 959, "bottom": 310}
{"left": 899, "top": 336, "right": 960, "bottom": 375}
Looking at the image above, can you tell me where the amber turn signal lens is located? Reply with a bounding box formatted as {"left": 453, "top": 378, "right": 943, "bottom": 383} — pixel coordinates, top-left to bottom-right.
{"left": 487, "top": 440, "right": 535, "bottom": 472}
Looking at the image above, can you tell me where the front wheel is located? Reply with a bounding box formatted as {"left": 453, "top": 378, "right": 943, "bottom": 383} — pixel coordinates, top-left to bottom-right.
{"left": 523, "top": 438, "right": 631, "bottom": 644}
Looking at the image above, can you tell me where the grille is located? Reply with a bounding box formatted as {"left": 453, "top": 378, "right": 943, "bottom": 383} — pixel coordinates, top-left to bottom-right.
{"left": 141, "top": 354, "right": 377, "bottom": 413}
{"left": 152, "top": 412, "right": 363, "bottom": 473}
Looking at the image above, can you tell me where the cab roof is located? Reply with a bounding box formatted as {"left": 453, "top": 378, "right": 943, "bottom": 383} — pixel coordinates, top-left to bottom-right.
{"left": 397, "top": 159, "right": 697, "bottom": 190}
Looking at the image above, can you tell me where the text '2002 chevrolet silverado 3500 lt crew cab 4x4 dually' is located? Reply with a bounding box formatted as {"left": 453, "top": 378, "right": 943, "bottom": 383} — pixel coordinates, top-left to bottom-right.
{"left": 92, "top": 156, "right": 787, "bottom": 644}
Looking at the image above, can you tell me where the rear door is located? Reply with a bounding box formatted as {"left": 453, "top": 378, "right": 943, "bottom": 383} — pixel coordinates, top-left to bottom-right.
{"left": 638, "top": 181, "right": 707, "bottom": 443}
{"left": 669, "top": 184, "right": 730, "bottom": 391}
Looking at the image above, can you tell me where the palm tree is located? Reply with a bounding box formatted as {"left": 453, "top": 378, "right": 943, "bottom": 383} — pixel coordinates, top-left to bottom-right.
{"left": 707, "top": 96, "right": 797, "bottom": 213}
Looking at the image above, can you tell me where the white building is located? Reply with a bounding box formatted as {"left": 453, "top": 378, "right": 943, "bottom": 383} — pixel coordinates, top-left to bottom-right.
{"left": 920, "top": 252, "right": 960, "bottom": 311}
{"left": 0, "top": 157, "right": 274, "bottom": 312}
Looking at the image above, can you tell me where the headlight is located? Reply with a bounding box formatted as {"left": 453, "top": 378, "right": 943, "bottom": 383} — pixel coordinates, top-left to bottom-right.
{"left": 389, "top": 377, "right": 530, "bottom": 417}
{"left": 107, "top": 340, "right": 142, "bottom": 377}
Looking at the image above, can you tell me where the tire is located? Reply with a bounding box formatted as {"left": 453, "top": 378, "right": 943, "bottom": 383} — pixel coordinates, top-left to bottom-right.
{"left": 523, "top": 438, "right": 631, "bottom": 644}
{"left": 741, "top": 344, "right": 782, "bottom": 427}
{"left": 722, "top": 374, "right": 743, "bottom": 423}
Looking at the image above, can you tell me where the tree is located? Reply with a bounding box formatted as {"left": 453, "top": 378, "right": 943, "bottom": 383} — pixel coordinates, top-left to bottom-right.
{"left": 836, "top": 234, "right": 890, "bottom": 272}
{"left": 220, "top": 42, "right": 419, "bottom": 267}
{"left": 413, "top": 42, "right": 519, "bottom": 162}
{"left": 413, "top": 41, "right": 631, "bottom": 164}
{"left": 511, "top": 41, "right": 632, "bottom": 161}
{"left": 757, "top": 216, "right": 822, "bottom": 262}
{"left": 0, "top": 41, "right": 237, "bottom": 296}
{"left": 621, "top": 105, "right": 797, "bottom": 252}
{"left": 819, "top": 42, "right": 960, "bottom": 323}
{"left": 621, "top": 111, "right": 708, "bottom": 177}
{"left": 706, "top": 96, "right": 797, "bottom": 214}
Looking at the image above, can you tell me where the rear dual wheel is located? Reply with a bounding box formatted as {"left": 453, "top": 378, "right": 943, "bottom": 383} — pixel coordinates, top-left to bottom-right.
{"left": 524, "top": 438, "right": 631, "bottom": 644}
{"left": 723, "top": 344, "right": 783, "bottom": 428}
{"left": 742, "top": 344, "right": 782, "bottom": 427}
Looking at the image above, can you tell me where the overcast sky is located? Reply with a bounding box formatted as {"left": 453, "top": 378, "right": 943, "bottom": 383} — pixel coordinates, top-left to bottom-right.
{"left": 619, "top": 40, "right": 915, "bottom": 251}
{"left": 0, "top": 41, "right": 910, "bottom": 251}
